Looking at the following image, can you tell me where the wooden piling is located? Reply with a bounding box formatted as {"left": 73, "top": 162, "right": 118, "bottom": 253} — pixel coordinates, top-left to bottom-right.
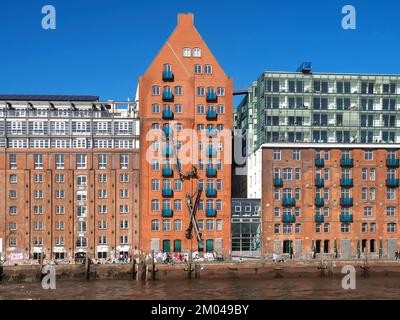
{"left": 85, "top": 254, "right": 90, "bottom": 281}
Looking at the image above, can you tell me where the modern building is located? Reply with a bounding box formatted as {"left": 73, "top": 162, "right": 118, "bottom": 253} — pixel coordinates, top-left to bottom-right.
{"left": 235, "top": 65, "right": 400, "bottom": 259}
{"left": 138, "top": 14, "right": 233, "bottom": 257}
{"left": 231, "top": 198, "right": 261, "bottom": 258}
{"left": 0, "top": 95, "right": 140, "bottom": 261}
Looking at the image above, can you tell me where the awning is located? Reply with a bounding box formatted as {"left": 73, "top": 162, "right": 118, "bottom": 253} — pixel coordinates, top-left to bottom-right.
{"left": 53, "top": 247, "right": 65, "bottom": 253}
{"left": 117, "top": 245, "right": 130, "bottom": 252}
{"left": 97, "top": 245, "right": 108, "bottom": 253}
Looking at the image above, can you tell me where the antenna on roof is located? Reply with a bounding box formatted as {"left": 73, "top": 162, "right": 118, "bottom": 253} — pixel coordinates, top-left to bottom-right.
{"left": 297, "top": 62, "right": 312, "bottom": 74}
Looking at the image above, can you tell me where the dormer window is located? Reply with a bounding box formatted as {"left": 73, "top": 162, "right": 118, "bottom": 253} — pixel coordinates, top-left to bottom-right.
{"left": 204, "top": 65, "right": 213, "bottom": 74}
{"left": 183, "top": 48, "right": 191, "bottom": 57}
{"left": 193, "top": 48, "right": 201, "bottom": 57}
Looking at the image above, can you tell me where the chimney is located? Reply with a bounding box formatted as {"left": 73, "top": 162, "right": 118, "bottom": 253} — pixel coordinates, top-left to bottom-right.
{"left": 177, "top": 13, "right": 194, "bottom": 27}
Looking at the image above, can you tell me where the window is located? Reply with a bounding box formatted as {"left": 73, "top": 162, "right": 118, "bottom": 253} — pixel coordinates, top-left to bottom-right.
{"left": 120, "top": 189, "right": 129, "bottom": 199}
{"left": 162, "top": 220, "right": 171, "bottom": 232}
{"left": 370, "top": 223, "right": 376, "bottom": 233}
{"left": 283, "top": 168, "right": 292, "bottom": 180}
{"left": 174, "top": 219, "right": 182, "bottom": 231}
{"left": 77, "top": 175, "right": 87, "bottom": 187}
{"left": 324, "top": 223, "right": 330, "bottom": 233}
{"left": 295, "top": 168, "right": 301, "bottom": 180}
{"left": 174, "top": 200, "right": 182, "bottom": 211}
{"left": 56, "top": 206, "right": 64, "bottom": 215}
{"left": 98, "top": 236, "right": 107, "bottom": 245}
{"left": 9, "top": 190, "right": 17, "bottom": 199}
{"left": 274, "top": 224, "right": 280, "bottom": 234}
{"left": 152, "top": 200, "right": 160, "bottom": 212}
{"left": 120, "top": 205, "right": 129, "bottom": 214}
{"left": 387, "top": 188, "right": 396, "bottom": 200}
{"left": 364, "top": 207, "right": 373, "bottom": 217}
{"left": 9, "top": 174, "right": 17, "bottom": 184}
{"left": 120, "top": 173, "right": 129, "bottom": 183}
{"left": 150, "top": 219, "right": 160, "bottom": 232}
{"left": 152, "top": 104, "right": 160, "bottom": 113}
{"left": 315, "top": 224, "right": 322, "bottom": 233}
{"left": 76, "top": 237, "right": 87, "bottom": 248}
{"left": 283, "top": 224, "right": 292, "bottom": 234}
{"left": 194, "top": 64, "right": 202, "bottom": 74}
{"left": 364, "top": 150, "right": 373, "bottom": 160}
{"left": 174, "top": 104, "right": 183, "bottom": 113}
{"left": 387, "top": 222, "right": 396, "bottom": 233}
{"left": 216, "top": 220, "right": 222, "bottom": 231}
{"left": 183, "top": 48, "right": 191, "bottom": 57}
{"left": 206, "top": 219, "right": 214, "bottom": 231}
{"left": 76, "top": 206, "right": 87, "bottom": 217}
{"left": 98, "top": 220, "right": 107, "bottom": 230}
{"left": 293, "top": 149, "right": 301, "bottom": 160}
{"left": 9, "top": 238, "right": 17, "bottom": 247}
{"left": 55, "top": 189, "right": 65, "bottom": 199}
{"left": 55, "top": 221, "right": 64, "bottom": 231}
{"left": 34, "top": 190, "right": 44, "bottom": 199}
{"left": 33, "top": 221, "right": 43, "bottom": 231}
{"left": 197, "top": 87, "right": 205, "bottom": 96}
{"left": 204, "top": 65, "right": 213, "bottom": 74}
{"left": 273, "top": 149, "right": 281, "bottom": 160}
{"left": 55, "top": 154, "right": 64, "bottom": 169}
{"left": 55, "top": 174, "right": 64, "bottom": 183}
{"left": 152, "top": 86, "right": 161, "bottom": 95}
{"left": 217, "top": 87, "right": 225, "bottom": 96}
{"left": 76, "top": 154, "right": 87, "bottom": 169}
{"left": 387, "top": 206, "right": 396, "bottom": 217}
{"left": 9, "top": 154, "right": 17, "bottom": 169}
{"left": 341, "top": 223, "right": 350, "bottom": 233}
{"left": 120, "top": 154, "right": 129, "bottom": 169}
{"left": 192, "top": 48, "right": 201, "bottom": 57}
{"left": 98, "top": 205, "right": 107, "bottom": 214}
{"left": 98, "top": 154, "right": 107, "bottom": 169}
{"left": 34, "top": 154, "right": 43, "bottom": 169}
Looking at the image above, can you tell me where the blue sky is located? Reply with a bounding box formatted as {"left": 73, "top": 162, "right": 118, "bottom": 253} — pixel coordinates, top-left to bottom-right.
{"left": 0, "top": 0, "right": 400, "bottom": 103}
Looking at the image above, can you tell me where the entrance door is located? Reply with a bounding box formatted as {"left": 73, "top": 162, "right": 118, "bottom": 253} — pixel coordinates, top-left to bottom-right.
{"left": 387, "top": 239, "right": 397, "bottom": 259}
{"left": 324, "top": 240, "right": 330, "bottom": 253}
{"left": 206, "top": 239, "right": 214, "bottom": 252}
{"left": 370, "top": 239, "right": 376, "bottom": 253}
{"left": 173, "top": 240, "right": 182, "bottom": 253}
{"left": 162, "top": 240, "right": 171, "bottom": 253}
{"left": 341, "top": 239, "right": 351, "bottom": 259}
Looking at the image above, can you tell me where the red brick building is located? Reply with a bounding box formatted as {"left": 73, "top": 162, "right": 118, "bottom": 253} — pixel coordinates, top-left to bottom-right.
{"left": 138, "top": 14, "right": 233, "bottom": 256}
{"left": 261, "top": 144, "right": 400, "bottom": 259}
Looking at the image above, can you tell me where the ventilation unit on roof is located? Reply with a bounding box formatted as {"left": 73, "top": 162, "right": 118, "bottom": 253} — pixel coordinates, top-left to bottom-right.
{"left": 297, "top": 62, "right": 312, "bottom": 74}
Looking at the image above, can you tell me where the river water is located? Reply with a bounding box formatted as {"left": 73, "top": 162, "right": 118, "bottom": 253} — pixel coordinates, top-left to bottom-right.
{"left": 1, "top": 276, "right": 400, "bottom": 300}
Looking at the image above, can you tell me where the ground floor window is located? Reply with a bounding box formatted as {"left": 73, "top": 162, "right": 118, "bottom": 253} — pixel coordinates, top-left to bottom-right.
{"left": 98, "top": 252, "right": 107, "bottom": 259}
{"left": 33, "top": 253, "right": 43, "bottom": 260}
{"left": 55, "top": 252, "right": 65, "bottom": 260}
{"left": 198, "top": 240, "right": 204, "bottom": 252}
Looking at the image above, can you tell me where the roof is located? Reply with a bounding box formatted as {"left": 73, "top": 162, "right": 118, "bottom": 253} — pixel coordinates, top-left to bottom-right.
{"left": 0, "top": 94, "right": 99, "bottom": 102}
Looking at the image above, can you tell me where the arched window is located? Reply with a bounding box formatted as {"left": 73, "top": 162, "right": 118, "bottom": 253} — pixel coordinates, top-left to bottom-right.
{"left": 192, "top": 48, "right": 201, "bottom": 57}
{"left": 183, "top": 48, "right": 191, "bottom": 57}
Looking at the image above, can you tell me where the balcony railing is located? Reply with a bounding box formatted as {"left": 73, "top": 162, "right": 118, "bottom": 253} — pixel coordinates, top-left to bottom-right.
{"left": 206, "top": 167, "right": 217, "bottom": 177}
{"left": 340, "top": 178, "right": 354, "bottom": 187}
{"left": 162, "top": 167, "right": 173, "bottom": 177}
{"left": 282, "top": 214, "right": 296, "bottom": 223}
{"left": 315, "top": 178, "right": 324, "bottom": 188}
{"left": 315, "top": 197, "right": 324, "bottom": 207}
{"left": 340, "top": 198, "right": 353, "bottom": 207}
{"left": 340, "top": 213, "right": 353, "bottom": 223}
{"left": 274, "top": 178, "right": 283, "bottom": 187}
{"left": 386, "top": 179, "right": 400, "bottom": 188}
{"left": 340, "top": 158, "right": 354, "bottom": 167}
{"left": 282, "top": 197, "right": 296, "bottom": 207}
{"left": 162, "top": 188, "right": 173, "bottom": 198}
{"left": 206, "top": 128, "right": 217, "bottom": 138}
{"left": 206, "top": 92, "right": 218, "bottom": 102}
{"left": 162, "top": 109, "right": 174, "bottom": 120}
{"left": 162, "top": 70, "right": 174, "bottom": 82}
{"left": 207, "top": 147, "right": 217, "bottom": 158}
{"left": 206, "top": 110, "right": 218, "bottom": 121}
{"left": 162, "top": 208, "right": 173, "bottom": 217}
{"left": 206, "top": 188, "right": 217, "bottom": 197}
{"left": 315, "top": 158, "right": 325, "bottom": 167}
{"left": 315, "top": 214, "right": 324, "bottom": 223}
{"left": 387, "top": 159, "right": 400, "bottom": 168}
{"left": 162, "top": 91, "right": 174, "bottom": 102}
{"left": 205, "top": 209, "right": 217, "bottom": 217}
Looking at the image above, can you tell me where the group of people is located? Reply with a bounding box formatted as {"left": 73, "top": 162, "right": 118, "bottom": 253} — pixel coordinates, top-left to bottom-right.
{"left": 145, "top": 251, "right": 222, "bottom": 264}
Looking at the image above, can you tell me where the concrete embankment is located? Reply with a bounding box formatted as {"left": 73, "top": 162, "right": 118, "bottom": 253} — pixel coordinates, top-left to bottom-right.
{"left": 1, "top": 260, "right": 400, "bottom": 283}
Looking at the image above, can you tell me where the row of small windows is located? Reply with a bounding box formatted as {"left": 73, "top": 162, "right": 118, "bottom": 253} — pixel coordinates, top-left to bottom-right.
{"left": 273, "top": 223, "right": 397, "bottom": 234}
{"left": 150, "top": 123, "right": 225, "bottom": 132}
{"left": 265, "top": 79, "right": 397, "bottom": 94}
{"left": 152, "top": 179, "right": 223, "bottom": 191}
{"left": 183, "top": 47, "right": 202, "bottom": 57}
{"left": 264, "top": 96, "right": 399, "bottom": 110}
{"left": 151, "top": 104, "right": 225, "bottom": 114}
{"left": 9, "top": 220, "right": 130, "bottom": 232}
{"left": 5, "top": 138, "right": 136, "bottom": 149}
{"left": 151, "top": 86, "right": 225, "bottom": 96}
{"left": 8, "top": 154, "right": 129, "bottom": 170}
{"left": 272, "top": 149, "right": 398, "bottom": 161}
{"left": 151, "top": 199, "right": 222, "bottom": 211}
{"left": 151, "top": 219, "right": 222, "bottom": 232}
{"left": 8, "top": 189, "right": 130, "bottom": 200}
{"left": 9, "top": 236, "right": 129, "bottom": 248}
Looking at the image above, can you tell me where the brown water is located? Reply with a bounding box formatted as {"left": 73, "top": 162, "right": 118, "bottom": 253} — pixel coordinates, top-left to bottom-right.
{"left": 1, "top": 277, "right": 400, "bottom": 300}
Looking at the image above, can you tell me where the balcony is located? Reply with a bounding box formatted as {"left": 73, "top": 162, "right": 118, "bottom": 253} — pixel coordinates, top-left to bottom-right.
{"left": 162, "top": 126, "right": 171, "bottom": 137}
{"left": 340, "top": 198, "right": 353, "bottom": 207}
{"left": 386, "top": 179, "right": 400, "bottom": 188}
{"left": 315, "top": 178, "right": 324, "bottom": 188}
{"left": 162, "top": 167, "right": 173, "bottom": 177}
{"left": 340, "top": 178, "right": 354, "bottom": 187}
{"left": 162, "top": 70, "right": 174, "bottom": 82}
{"left": 282, "top": 197, "right": 296, "bottom": 207}
{"left": 206, "top": 92, "right": 218, "bottom": 103}
{"left": 387, "top": 159, "right": 400, "bottom": 168}
{"left": 340, "top": 158, "right": 354, "bottom": 167}
{"left": 162, "top": 109, "right": 174, "bottom": 120}
{"left": 162, "top": 188, "right": 173, "bottom": 198}
{"left": 206, "top": 167, "right": 217, "bottom": 177}
{"left": 282, "top": 214, "right": 296, "bottom": 223}
{"left": 207, "top": 147, "right": 217, "bottom": 158}
{"left": 162, "top": 91, "right": 174, "bottom": 102}
{"left": 340, "top": 213, "right": 353, "bottom": 223}
{"left": 206, "top": 188, "right": 217, "bottom": 197}
{"left": 315, "top": 197, "right": 324, "bottom": 207}
{"left": 315, "top": 158, "right": 325, "bottom": 167}
{"left": 274, "top": 178, "right": 283, "bottom": 187}
{"left": 315, "top": 214, "right": 324, "bottom": 223}
{"left": 162, "top": 208, "right": 173, "bottom": 217}
{"left": 206, "top": 128, "right": 217, "bottom": 138}
{"left": 205, "top": 209, "right": 217, "bottom": 217}
{"left": 162, "top": 146, "right": 173, "bottom": 157}
{"left": 206, "top": 110, "right": 218, "bottom": 121}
